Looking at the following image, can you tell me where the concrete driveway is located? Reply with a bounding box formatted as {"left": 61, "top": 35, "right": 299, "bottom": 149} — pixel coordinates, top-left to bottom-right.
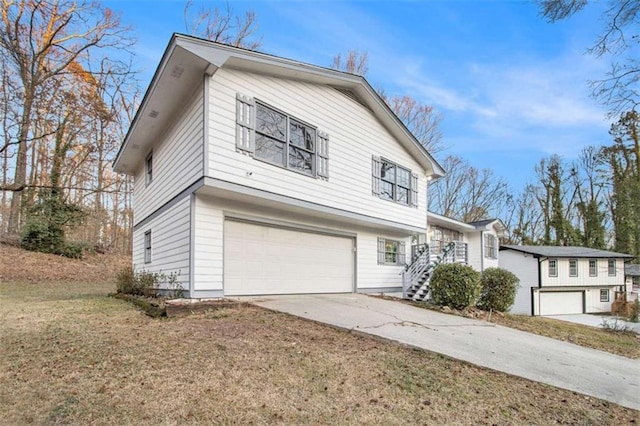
{"left": 243, "top": 293, "right": 640, "bottom": 410}
{"left": 545, "top": 314, "right": 640, "bottom": 334}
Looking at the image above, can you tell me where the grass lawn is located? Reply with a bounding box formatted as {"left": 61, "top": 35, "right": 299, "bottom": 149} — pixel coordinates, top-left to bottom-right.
{"left": 406, "top": 300, "right": 640, "bottom": 360}
{"left": 1, "top": 279, "right": 637, "bottom": 425}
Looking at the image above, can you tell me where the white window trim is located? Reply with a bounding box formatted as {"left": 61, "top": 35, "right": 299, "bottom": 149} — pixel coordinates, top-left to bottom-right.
{"left": 372, "top": 156, "right": 418, "bottom": 208}
{"left": 600, "top": 289, "right": 609, "bottom": 302}
{"left": 145, "top": 152, "right": 153, "bottom": 186}
{"left": 548, "top": 259, "right": 558, "bottom": 277}
{"left": 608, "top": 259, "right": 616, "bottom": 277}
{"left": 569, "top": 259, "right": 578, "bottom": 277}
{"left": 483, "top": 234, "right": 497, "bottom": 259}
{"left": 589, "top": 259, "right": 598, "bottom": 277}
{"left": 144, "top": 230, "right": 152, "bottom": 264}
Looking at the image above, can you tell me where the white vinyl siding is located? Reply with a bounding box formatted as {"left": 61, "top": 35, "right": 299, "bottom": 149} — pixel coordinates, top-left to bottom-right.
{"left": 499, "top": 249, "right": 539, "bottom": 315}
{"left": 541, "top": 258, "right": 624, "bottom": 287}
{"left": 192, "top": 194, "right": 411, "bottom": 294}
{"left": 132, "top": 195, "right": 191, "bottom": 290}
{"left": 206, "top": 68, "right": 427, "bottom": 230}
{"left": 133, "top": 86, "right": 204, "bottom": 224}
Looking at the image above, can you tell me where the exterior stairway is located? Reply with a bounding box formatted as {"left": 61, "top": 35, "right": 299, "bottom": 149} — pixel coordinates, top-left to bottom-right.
{"left": 402, "top": 242, "right": 456, "bottom": 302}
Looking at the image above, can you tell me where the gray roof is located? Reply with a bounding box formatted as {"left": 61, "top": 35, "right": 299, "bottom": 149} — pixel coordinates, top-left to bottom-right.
{"left": 500, "top": 245, "right": 634, "bottom": 259}
{"left": 625, "top": 264, "right": 640, "bottom": 276}
{"left": 468, "top": 219, "right": 497, "bottom": 227}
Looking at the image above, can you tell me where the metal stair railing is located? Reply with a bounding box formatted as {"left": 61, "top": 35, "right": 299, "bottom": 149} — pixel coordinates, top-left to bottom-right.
{"left": 402, "top": 242, "right": 457, "bottom": 300}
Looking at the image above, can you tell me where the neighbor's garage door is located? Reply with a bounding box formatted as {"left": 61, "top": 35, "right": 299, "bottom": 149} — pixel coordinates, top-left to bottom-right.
{"left": 223, "top": 220, "right": 354, "bottom": 296}
{"left": 539, "top": 291, "right": 584, "bottom": 315}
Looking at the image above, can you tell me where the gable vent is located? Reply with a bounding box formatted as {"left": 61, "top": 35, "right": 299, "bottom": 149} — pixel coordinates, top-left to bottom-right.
{"left": 148, "top": 110, "right": 159, "bottom": 118}
{"left": 170, "top": 66, "right": 184, "bottom": 79}
{"left": 333, "top": 87, "right": 370, "bottom": 110}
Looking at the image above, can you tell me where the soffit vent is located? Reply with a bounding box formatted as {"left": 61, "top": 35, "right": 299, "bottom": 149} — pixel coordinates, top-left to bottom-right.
{"left": 148, "top": 110, "right": 159, "bottom": 118}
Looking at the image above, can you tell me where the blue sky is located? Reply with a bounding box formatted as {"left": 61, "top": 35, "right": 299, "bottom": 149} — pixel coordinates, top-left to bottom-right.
{"left": 106, "top": 0, "right": 613, "bottom": 191}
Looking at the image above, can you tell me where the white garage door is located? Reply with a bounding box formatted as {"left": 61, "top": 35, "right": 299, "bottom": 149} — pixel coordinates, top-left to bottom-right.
{"left": 539, "top": 291, "right": 584, "bottom": 315}
{"left": 224, "top": 220, "right": 354, "bottom": 296}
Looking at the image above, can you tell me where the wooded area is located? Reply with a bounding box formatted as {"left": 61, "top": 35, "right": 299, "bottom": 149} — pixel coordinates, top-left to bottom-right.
{"left": 0, "top": 0, "right": 637, "bottom": 260}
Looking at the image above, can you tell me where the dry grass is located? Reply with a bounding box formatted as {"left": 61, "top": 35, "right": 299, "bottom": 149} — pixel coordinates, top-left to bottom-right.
{"left": 1, "top": 279, "right": 638, "bottom": 425}
{"left": 1, "top": 248, "right": 637, "bottom": 423}
{"left": 0, "top": 243, "right": 130, "bottom": 283}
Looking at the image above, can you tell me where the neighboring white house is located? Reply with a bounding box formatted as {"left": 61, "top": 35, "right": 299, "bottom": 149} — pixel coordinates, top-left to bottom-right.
{"left": 426, "top": 212, "right": 505, "bottom": 272}
{"left": 500, "top": 245, "right": 633, "bottom": 316}
{"left": 112, "top": 34, "right": 445, "bottom": 298}
{"left": 624, "top": 264, "right": 640, "bottom": 301}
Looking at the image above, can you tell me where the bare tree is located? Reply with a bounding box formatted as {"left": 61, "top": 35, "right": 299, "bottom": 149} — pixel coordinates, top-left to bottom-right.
{"left": 539, "top": 0, "right": 639, "bottom": 115}
{"left": 331, "top": 50, "right": 445, "bottom": 154}
{"left": 332, "top": 50, "right": 369, "bottom": 76}
{"left": 184, "top": 1, "right": 261, "bottom": 50}
{"left": 428, "top": 155, "right": 510, "bottom": 222}
{"left": 0, "top": 0, "right": 134, "bottom": 234}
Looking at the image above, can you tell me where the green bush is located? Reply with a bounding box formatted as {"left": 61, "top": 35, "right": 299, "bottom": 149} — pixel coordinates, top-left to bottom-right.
{"left": 429, "top": 263, "right": 481, "bottom": 309}
{"left": 477, "top": 267, "right": 520, "bottom": 312}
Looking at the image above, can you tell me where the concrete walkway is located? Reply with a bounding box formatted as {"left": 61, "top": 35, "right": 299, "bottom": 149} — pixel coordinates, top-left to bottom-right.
{"left": 242, "top": 294, "right": 640, "bottom": 410}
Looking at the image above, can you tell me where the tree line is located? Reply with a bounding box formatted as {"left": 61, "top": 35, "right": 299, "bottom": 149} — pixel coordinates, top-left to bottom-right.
{"left": 0, "top": 0, "right": 637, "bottom": 260}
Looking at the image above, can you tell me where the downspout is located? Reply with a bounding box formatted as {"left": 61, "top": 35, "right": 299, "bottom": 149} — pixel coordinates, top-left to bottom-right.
{"left": 480, "top": 230, "right": 484, "bottom": 272}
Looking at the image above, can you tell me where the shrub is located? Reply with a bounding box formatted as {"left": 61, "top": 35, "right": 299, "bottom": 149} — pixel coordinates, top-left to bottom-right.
{"left": 115, "top": 267, "right": 157, "bottom": 296}
{"left": 477, "top": 267, "right": 520, "bottom": 312}
{"left": 115, "top": 267, "right": 184, "bottom": 298}
{"left": 629, "top": 300, "right": 640, "bottom": 323}
{"left": 429, "top": 263, "right": 481, "bottom": 309}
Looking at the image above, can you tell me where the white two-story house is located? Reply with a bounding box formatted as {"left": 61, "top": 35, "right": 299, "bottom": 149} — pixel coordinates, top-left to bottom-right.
{"left": 499, "top": 246, "right": 633, "bottom": 316}
{"left": 113, "top": 34, "right": 445, "bottom": 298}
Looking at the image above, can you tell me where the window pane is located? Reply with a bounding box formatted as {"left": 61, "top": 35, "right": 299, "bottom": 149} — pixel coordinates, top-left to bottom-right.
{"left": 397, "top": 187, "right": 409, "bottom": 204}
{"left": 288, "top": 146, "right": 314, "bottom": 175}
{"left": 256, "top": 134, "right": 285, "bottom": 165}
{"left": 380, "top": 180, "right": 394, "bottom": 200}
{"left": 256, "top": 104, "right": 286, "bottom": 140}
{"left": 381, "top": 162, "right": 396, "bottom": 182}
{"left": 385, "top": 240, "right": 398, "bottom": 264}
{"left": 289, "top": 120, "right": 315, "bottom": 151}
{"left": 396, "top": 167, "right": 410, "bottom": 188}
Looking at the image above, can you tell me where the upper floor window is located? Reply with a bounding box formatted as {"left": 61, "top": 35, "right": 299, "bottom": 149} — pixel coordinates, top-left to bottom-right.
{"left": 608, "top": 259, "right": 616, "bottom": 276}
{"left": 145, "top": 152, "right": 153, "bottom": 185}
{"left": 144, "top": 230, "right": 152, "bottom": 263}
{"left": 235, "top": 94, "right": 329, "bottom": 179}
{"left": 548, "top": 259, "right": 558, "bottom": 277}
{"left": 589, "top": 259, "right": 597, "bottom": 277}
{"left": 484, "top": 234, "right": 497, "bottom": 259}
{"left": 372, "top": 156, "right": 418, "bottom": 207}
{"left": 569, "top": 259, "right": 578, "bottom": 277}
{"left": 377, "top": 237, "right": 406, "bottom": 266}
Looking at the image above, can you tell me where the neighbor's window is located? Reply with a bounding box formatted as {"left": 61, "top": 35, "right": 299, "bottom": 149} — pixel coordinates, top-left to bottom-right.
{"left": 145, "top": 152, "right": 153, "bottom": 185}
{"left": 608, "top": 259, "right": 616, "bottom": 276}
{"left": 372, "top": 156, "right": 418, "bottom": 207}
{"left": 548, "top": 259, "right": 558, "bottom": 277}
{"left": 377, "top": 237, "right": 406, "bottom": 266}
{"left": 589, "top": 259, "right": 597, "bottom": 277}
{"left": 484, "top": 234, "right": 497, "bottom": 259}
{"left": 569, "top": 259, "right": 578, "bottom": 277}
{"left": 600, "top": 289, "right": 609, "bottom": 302}
{"left": 255, "top": 102, "right": 316, "bottom": 176}
{"left": 144, "top": 230, "right": 152, "bottom": 263}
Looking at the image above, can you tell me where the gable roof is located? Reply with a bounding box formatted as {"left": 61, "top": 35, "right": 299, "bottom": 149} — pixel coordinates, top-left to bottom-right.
{"left": 625, "top": 264, "right": 640, "bottom": 276}
{"left": 113, "top": 33, "right": 445, "bottom": 177}
{"left": 468, "top": 218, "right": 507, "bottom": 236}
{"left": 500, "top": 245, "right": 634, "bottom": 259}
{"left": 427, "top": 212, "right": 507, "bottom": 236}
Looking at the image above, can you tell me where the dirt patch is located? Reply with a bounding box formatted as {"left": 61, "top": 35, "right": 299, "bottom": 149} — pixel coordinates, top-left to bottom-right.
{"left": 1, "top": 280, "right": 637, "bottom": 425}
{"left": 0, "top": 243, "right": 129, "bottom": 283}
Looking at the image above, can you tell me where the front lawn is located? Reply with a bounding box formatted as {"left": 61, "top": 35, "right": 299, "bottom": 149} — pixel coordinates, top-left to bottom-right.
{"left": 1, "top": 279, "right": 637, "bottom": 424}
